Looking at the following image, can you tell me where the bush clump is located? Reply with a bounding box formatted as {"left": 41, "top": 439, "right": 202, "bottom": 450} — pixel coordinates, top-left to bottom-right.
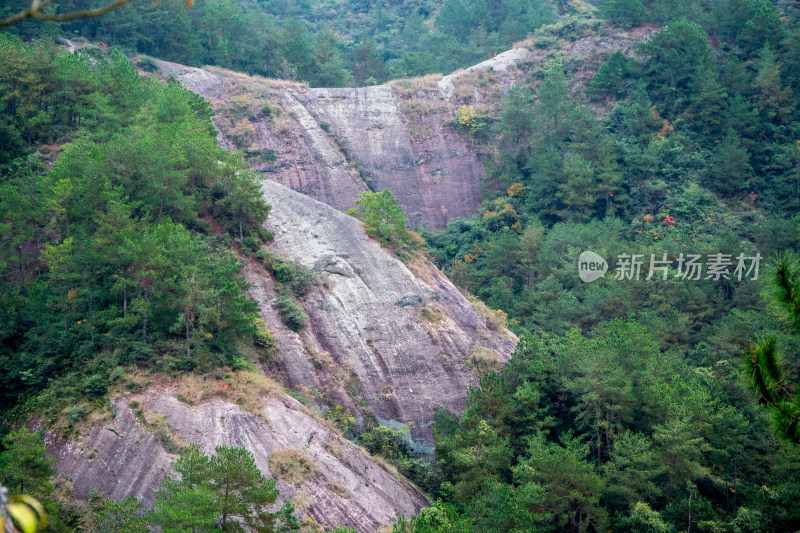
{"left": 360, "top": 425, "right": 409, "bottom": 460}
{"left": 346, "top": 190, "right": 410, "bottom": 248}
{"left": 257, "top": 248, "right": 315, "bottom": 297}
{"left": 135, "top": 55, "right": 160, "bottom": 72}
{"left": 274, "top": 296, "right": 309, "bottom": 331}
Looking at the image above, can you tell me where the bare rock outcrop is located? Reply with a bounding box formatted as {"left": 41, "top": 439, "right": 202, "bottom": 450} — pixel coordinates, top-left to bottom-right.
{"left": 437, "top": 48, "right": 531, "bottom": 99}
{"left": 154, "top": 19, "right": 657, "bottom": 229}
{"left": 253, "top": 180, "right": 517, "bottom": 450}
{"left": 155, "top": 62, "right": 487, "bottom": 229}
{"left": 49, "top": 385, "right": 427, "bottom": 532}
{"left": 298, "top": 86, "right": 484, "bottom": 228}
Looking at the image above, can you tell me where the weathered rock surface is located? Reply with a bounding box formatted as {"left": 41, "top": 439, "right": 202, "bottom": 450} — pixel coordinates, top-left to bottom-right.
{"left": 437, "top": 48, "right": 531, "bottom": 99}
{"left": 49, "top": 386, "right": 427, "bottom": 532}
{"left": 254, "top": 180, "right": 517, "bottom": 450}
{"left": 154, "top": 20, "right": 657, "bottom": 229}
{"left": 298, "top": 86, "right": 484, "bottom": 228}
{"left": 155, "top": 62, "right": 486, "bottom": 229}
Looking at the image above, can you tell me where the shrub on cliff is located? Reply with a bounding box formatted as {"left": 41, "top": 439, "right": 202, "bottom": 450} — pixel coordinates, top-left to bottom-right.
{"left": 274, "top": 296, "right": 309, "bottom": 331}
{"left": 346, "top": 190, "right": 409, "bottom": 248}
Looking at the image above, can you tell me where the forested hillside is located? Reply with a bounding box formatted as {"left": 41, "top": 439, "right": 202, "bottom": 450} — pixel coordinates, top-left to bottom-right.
{"left": 1, "top": 0, "right": 557, "bottom": 85}
{"left": 2, "top": 0, "right": 800, "bottom": 532}
{"left": 0, "top": 36, "right": 274, "bottom": 421}
{"left": 412, "top": 0, "right": 800, "bottom": 530}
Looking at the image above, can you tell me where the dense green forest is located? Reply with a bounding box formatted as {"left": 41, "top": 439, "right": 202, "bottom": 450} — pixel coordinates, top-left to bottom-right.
{"left": 2, "top": 0, "right": 800, "bottom": 531}
{"left": 411, "top": 0, "right": 800, "bottom": 530}
{"left": 0, "top": 35, "right": 272, "bottom": 424}
{"left": 1, "top": 0, "right": 558, "bottom": 85}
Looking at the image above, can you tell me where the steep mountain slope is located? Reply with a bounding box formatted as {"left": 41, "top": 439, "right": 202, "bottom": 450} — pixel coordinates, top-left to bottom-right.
{"left": 152, "top": 18, "right": 655, "bottom": 228}
{"left": 49, "top": 382, "right": 427, "bottom": 532}
{"left": 49, "top": 179, "right": 514, "bottom": 529}
{"left": 48, "top": 21, "right": 659, "bottom": 530}
{"left": 249, "top": 181, "right": 517, "bottom": 450}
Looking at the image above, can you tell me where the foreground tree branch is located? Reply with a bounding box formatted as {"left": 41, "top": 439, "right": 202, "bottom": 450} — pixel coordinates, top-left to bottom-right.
{"left": 745, "top": 252, "right": 800, "bottom": 444}
{"left": 0, "top": 0, "right": 192, "bottom": 28}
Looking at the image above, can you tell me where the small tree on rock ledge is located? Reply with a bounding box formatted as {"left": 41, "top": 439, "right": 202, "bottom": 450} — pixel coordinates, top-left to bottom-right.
{"left": 346, "top": 190, "right": 409, "bottom": 247}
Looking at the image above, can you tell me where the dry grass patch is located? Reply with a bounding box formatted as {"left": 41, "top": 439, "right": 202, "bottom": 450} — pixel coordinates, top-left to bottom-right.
{"left": 323, "top": 439, "right": 346, "bottom": 462}
{"left": 325, "top": 480, "right": 351, "bottom": 499}
{"left": 53, "top": 405, "right": 113, "bottom": 439}
{"left": 131, "top": 404, "right": 188, "bottom": 454}
{"left": 271, "top": 111, "right": 292, "bottom": 136}
{"left": 175, "top": 371, "right": 282, "bottom": 421}
{"left": 299, "top": 515, "right": 324, "bottom": 533}
{"left": 269, "top": 448, "right": 320, "bottom": 486}
{"left": 332, "top": 360, "right": 356, "bottom": 391}
{"left": 407, "top": 120, "right": 436, "bottom": 142}
{"left": 389, "top": 73, "right": 444, "bottom": 96}
{"left": 306, "top": 343, "right": 334, "bottom": 370}
{"left": 200, "top": 66, "right": 306, "bottom": 149}
{"left": 467, "top": 344, "right": 500, "bottom": 376}
{"left": 400, "top": 98, "right": 447, "bottom": 118}
{"left": 291, "top": 489, "right": 312, "bottom": 514}
{"left": 404, "top": 251, "right": 436, "bottom": 285}
{"left": 451, "top": 71, "right": 487, "bottom": 102}
{"left": 470, "top": 297, "right": 508, "bottom": 332}
{"left": 204, "top": 65, "right": 308, "bottom": 90}
{"left": 369, "top": 452, "right": 401, "bottom": 480}
{"left": 416, "top": 302, "right": 445, "bottom": 325}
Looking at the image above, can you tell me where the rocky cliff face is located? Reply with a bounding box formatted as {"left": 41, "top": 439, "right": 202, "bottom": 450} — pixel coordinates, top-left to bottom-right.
{"left": 154, "top": 19, "right": 655, "bottom": 229}
{"left": 156, "top": 61, "right": 488, "bottom": 229}
{"left": 251, "top": 181, "right": 517, "bottom": 451}
{"left": 296, "top": 86, "right": 484, "bottom": 228}
{"left": 49, "top": 384, "right": 427, "bottom": 532}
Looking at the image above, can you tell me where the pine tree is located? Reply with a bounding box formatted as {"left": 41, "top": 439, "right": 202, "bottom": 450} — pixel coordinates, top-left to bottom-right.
{"left": 513, "top": 433, "right": 609, "bottom": 532}
{"left": 347, "top": 190, "right": 408, "bottom": 246}
{"left": 558, "top": 153, "right": 597, "bottom": 222}
{"left": 602, "top": 0, "right": 645, "bottom": 28}
{"left": 152, "top": 444, "right": 217, "bottom": 533}
{"left": 752, "top": 44, "right": 794, "bottom": 127}
{"left": 209, "top": 446, "right": 280, "bottom": 532}
{"left": 152, "top": 444, "right": 299, "bottom": 532}
{"left": 537, "top": 59, "right": 571, "bottom": 136}
{"left": 0, "top": 428, "right": 55, "bottom": 496}
{"left": 706, "top": 128, "right": 752, "bottom": 195}
{"left": 588, "top": 50, "right": 635, "bottom": 100}
{"left": 352, "top": 40, "right": 386, "bottom": 86}
{"left": 91, "top": 496, "right": 148, "bottom": 533}
{"left": 640, "top": 18, "right": 712, "bottom": 115}
{"left": 744, "top": 252, "right": 800, "bottom": 444}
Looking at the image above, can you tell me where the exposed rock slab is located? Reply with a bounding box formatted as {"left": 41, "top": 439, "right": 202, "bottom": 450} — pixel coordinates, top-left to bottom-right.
{"left": 257, "top": 180, "right": 517, "bottom": 450}
{"left": 49, "top": 387, "right": 427, "bottom": 532}
{"left": 301, "top": 86, "right": 484, "bottom": 228}
{"left": 154, "top": 62, "right": 485, "bottom": 229}
{"left": 437, "top": 48, "right": 530, "bottom": 99}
